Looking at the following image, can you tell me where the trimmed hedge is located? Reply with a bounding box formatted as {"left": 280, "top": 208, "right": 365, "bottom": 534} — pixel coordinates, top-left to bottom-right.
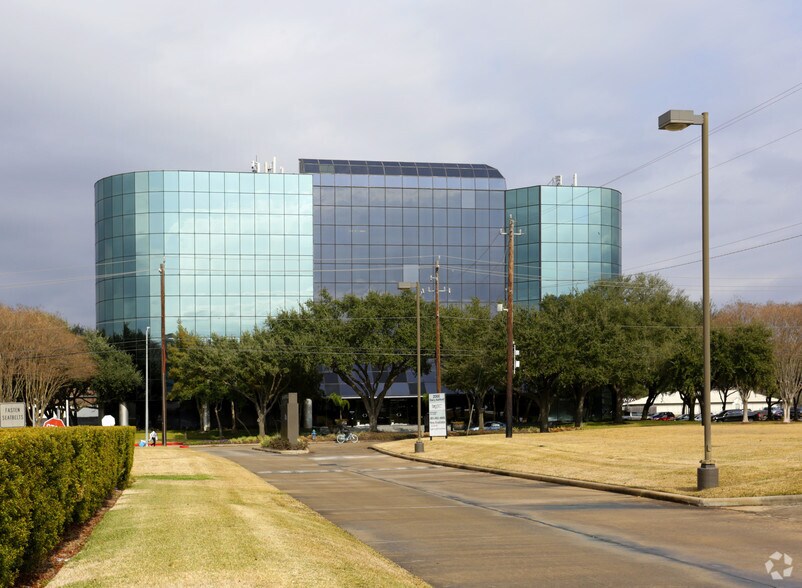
{"left": 0, "top": 426, "right": 135, "bottom": 587}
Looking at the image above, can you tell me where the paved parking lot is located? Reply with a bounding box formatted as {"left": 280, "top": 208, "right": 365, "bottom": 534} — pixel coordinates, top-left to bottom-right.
{"left": 203, "top": 443, "right": 802, "bottom": 587}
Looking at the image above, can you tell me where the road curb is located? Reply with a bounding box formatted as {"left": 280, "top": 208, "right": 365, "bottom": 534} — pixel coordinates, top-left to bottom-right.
{"left": 253, "top": 447, "right": 310, "bottom": 455}
{"left": 371, "top": 446, "right": 802, "bottom": 508}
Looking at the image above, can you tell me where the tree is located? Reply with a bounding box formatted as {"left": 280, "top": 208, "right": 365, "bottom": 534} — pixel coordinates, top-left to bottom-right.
{"left": 586, "top": 275, "right": 697, "bottom": 423}
{"left": 515, "top": 305, "right": 564, "bottom": 432}
{"left": 169, "top": 326, "right": 232, "bottom": 435}
{"left": 711, "top": 327, "right": 739, "bottom": 412}
{"left": 328, "top": 393, "right": 350, "bottom": 421}
{"left": 301, "top": 291, "right": 431, "bottom": 432}
{"left": 719, "top": 302, "right": 802, "bottom": 423}
{"left": 669, "top": 328, "right": 703, "bottom": 420}
{"left": 169, "top": 315, "right": 320, "bottom": 439}
{"left": 441, "top": 299, "right": 505, "bottom": 431}
{"left": 730, "top": 324, "right": 774, "bottom": 422}
{"left": 559, "top": 289, "right": 617, "bottom": 427}
{"left": 82, "top": 330, "right": 143, "bottom": 403}
{"left": 235, "top": 325, "right": 303, "bottom": 439}
{"left": 0, "top": 306, "right": 96, "bottom": 423}
{"left": 0, "top": 305, "right": 25, "bottom": 402}
{"left": 516, "top": 290, "right": 614, "bottom": 428}
{"left": 56, "top": 329, "right": 143, "bottom": 424}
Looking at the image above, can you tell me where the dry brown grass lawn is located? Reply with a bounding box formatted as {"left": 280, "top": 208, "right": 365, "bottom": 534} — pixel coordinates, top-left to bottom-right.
{"left": 378, "top": 422, "right": 802, "bottom": 498}
{"left": 50, "top": 447, "right": 429, "bottom": 588}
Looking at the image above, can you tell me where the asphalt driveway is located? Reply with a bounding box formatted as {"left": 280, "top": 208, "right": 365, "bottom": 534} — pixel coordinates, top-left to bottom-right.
{"left": 202, "top": 443, "right": 801, "bottom": 587}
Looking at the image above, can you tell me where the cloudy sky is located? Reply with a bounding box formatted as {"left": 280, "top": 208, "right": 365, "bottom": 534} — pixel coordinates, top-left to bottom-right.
{"left": 1, "top": 0, "right": 801, "bottom": 327}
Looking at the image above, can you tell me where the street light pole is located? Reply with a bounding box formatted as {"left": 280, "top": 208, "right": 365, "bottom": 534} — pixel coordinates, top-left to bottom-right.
{"left": 398, "top": 281, "right": 424, "bottom": 453}
{"left": 416, "top": 281, "right": 422, "bottom": 453}
{"left": 434, "top": 258, "right": 442, "bottom": 396}
{"left": 159, "top": 261, "right": 167, "bottom": 447}
{"left": 658, "top": 109, "right": 718, "bottom": 490}
{"left": 145, "top": 326, "right": 150, "bottom": 442}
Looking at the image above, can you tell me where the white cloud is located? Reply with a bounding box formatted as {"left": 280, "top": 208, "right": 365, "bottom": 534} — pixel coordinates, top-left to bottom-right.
{"left": 1, "top": 0, "right": 801, "bottom": 325}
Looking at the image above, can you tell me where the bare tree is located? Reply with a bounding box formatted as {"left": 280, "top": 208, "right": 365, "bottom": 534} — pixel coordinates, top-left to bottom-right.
{"left": 0, "top": 306, "right": 95, "bottom": 423}
{"left": 0, "top": 305, "right": 24, "bottom": 402}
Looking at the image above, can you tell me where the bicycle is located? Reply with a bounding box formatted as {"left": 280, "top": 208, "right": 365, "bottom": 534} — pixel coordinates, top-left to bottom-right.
{"left": 335, "top": 429, "right": 358, "bottom": 444}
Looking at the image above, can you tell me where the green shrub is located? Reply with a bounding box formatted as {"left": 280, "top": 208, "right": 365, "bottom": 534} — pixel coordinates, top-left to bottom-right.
{"left": 0, "top": 426, "right": 135, "bottom": 587}
{"left": 228, "top": 435, "right": 259, "bottom": 445}
{"left": 260, "top": 435, "right": 309, "bottom": 450}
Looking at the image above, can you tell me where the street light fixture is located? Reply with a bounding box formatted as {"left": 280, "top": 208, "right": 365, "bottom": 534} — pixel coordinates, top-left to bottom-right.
{"left": 658, "top": 109, "right": 718, "bottom": 490}
{"left": 398, "top": 281, "right": 424, "bottom": 453}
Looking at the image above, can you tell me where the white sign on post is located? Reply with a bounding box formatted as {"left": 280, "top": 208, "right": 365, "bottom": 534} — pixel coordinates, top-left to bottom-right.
{"left": 0, "top": 402, "right": 27, "bottom": 428}
{"left": 428, "top": 393, "right": 447, "bottom": 438}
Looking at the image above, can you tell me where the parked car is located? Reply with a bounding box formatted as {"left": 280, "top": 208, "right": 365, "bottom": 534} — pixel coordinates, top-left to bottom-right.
{"left": 675, "top": 414, "right": 690, "bottom": 421}
{"left": 769, "top": 407, "right": 800, "bottom": 420}
{"left": 712, "top": 409, "right": 758, "bottom": 422}
{"left": 468, "top": 420, "right": 505, "bottom": 431}
{"left": 650, "top": 412, "right": 675, "bottom": 421}
{"left": 753, "top": 407, "right": 779, "bottom": 421}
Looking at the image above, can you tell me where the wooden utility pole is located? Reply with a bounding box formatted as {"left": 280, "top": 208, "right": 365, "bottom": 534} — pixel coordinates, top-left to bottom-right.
{"left": 501, "top": 216, "right": 521, "bottom": 438}
{"left": 159, "top": 261, "right": 167, "bottom": 446}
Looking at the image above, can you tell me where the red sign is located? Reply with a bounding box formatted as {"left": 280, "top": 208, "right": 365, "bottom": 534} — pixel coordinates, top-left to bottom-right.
{"left": 43, "top": 417, "right": 65, "bottom": 427}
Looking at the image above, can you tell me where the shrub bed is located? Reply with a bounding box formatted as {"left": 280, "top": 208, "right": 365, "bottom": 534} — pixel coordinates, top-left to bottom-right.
{"left": 0, "top": 426, "right": 135, "bottom": 587}
{"left": 260, "top": 435, "right": 309, "bottom": 450}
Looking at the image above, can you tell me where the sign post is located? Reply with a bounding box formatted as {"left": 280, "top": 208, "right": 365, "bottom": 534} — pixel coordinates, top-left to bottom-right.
{"left": 428, "top": 393, "right": 447, "bottom": 438}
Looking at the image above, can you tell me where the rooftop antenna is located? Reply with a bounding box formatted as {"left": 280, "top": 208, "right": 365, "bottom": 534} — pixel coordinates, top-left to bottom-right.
{"left": 251, "top": 156, "right": 261, "bottom": 173}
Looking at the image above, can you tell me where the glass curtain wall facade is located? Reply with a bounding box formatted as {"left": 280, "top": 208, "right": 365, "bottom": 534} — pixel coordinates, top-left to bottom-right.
{"left": 94, "top": 165, "right": 622, "bottom": 405}
{"left": 299, "top": 159, "right": 508, "bottom": 399}
{"left": 506, "top": 185, "right": 622, "bottom": 307}
{"left": 300, "top": 159, "right": 507, "bottom": 302}
{"left": 95, "top": 170, "right": 314, "bottom": 339}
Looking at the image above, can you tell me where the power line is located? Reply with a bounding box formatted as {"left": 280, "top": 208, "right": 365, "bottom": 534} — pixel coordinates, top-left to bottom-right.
{"left": 532, "top": 82, "right": 802, "bottom": 220}
{"left": 625, "top": 219, "right": 802, "bottom": 273}
{"left": 638, "top": 232, "right": 802, "bottom": 274}
{"left": 603, "top": 81, "right": 802, "bottom": 186}
{"left": 623, "top": 126, "right": 802, "bottom": 205}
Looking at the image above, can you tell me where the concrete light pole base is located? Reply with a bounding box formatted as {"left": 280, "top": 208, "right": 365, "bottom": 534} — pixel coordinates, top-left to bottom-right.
{"left": 415, "top": 441, "right": 425, "bottom": 453}
{"left": 697, "top": 463, "right": 719, "bottom": 490}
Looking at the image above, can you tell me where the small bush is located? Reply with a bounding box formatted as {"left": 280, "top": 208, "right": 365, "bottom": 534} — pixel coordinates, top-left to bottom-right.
{"left": 0, "top": 426, "right": 135, "bottom": 587}
{"left": 228, "top": 435, "right": 260, "bottom": 445}
{"left": 260, "top": 435, "right": 309, "bottom": 451}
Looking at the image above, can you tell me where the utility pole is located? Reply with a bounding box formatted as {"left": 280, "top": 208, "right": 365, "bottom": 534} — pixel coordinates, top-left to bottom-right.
{"left": 159, "top": 260, "right": 167, "bottom": 446}
{"left": 429, "top": 257, "right": 447, "bottom": 396}
{"left": 500, "top": 215, "right": 522, "bottom": 438}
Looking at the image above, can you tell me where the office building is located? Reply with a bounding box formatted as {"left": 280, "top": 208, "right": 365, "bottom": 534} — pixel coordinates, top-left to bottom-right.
{"left": 95, "top": 170, "right": 313, "bottom": 338}
{"left": 95, "top": 161, "right": 621, "bottom": 403}
{"left": 505, "top": 183, "right": 622, "bottom": 306}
